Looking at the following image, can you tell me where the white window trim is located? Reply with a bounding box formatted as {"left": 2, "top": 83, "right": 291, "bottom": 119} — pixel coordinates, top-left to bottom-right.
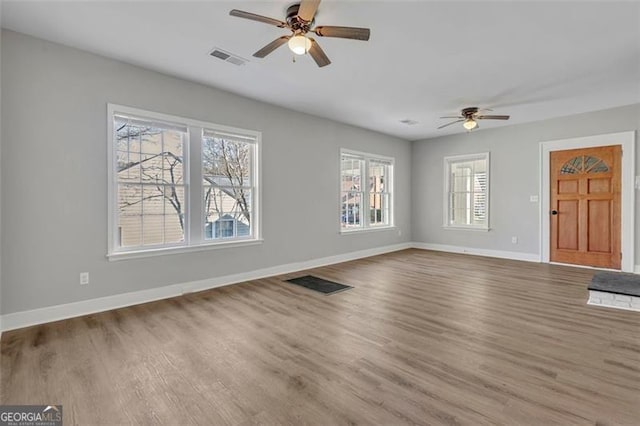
{"left": 107, "top": 103, "right": 262, "bottom": 260}
{"left": 339, "top": 148, "right": 395, "bottom": 234}
{"left": 443, "top": 152, "right": 490, "bottom": 231}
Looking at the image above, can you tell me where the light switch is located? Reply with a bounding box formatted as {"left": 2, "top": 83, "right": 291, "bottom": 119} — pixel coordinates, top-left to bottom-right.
{"left": 636, "top": 176, "right": 640, "bottom": 190}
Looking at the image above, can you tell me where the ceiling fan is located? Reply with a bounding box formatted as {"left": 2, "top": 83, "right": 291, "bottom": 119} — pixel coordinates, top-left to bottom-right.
{"left": 438, "top": 107, "right": 510, "bottom": 131}
{"left": 229, "top": 0, "right": 370, "bottom": 67}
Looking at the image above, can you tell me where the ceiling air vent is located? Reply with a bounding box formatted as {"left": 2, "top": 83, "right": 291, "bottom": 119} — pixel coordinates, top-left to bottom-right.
{"left": 209, "top": 48, "right": 248, "bottom": 66}
{"left": 400, "top": 119, "right": 419, "bottom": 125}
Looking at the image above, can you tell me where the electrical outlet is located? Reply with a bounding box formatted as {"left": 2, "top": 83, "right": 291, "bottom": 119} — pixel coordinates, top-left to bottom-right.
{"left": 511, "top": 236, "right": 518, "bottom": 244}
{"left": 80, "top": 272, "right": 89, "bottom": 285}
{"left": 530, "top": 195, "right": 539, "bottom": 202}
{"left": 397, "top": 229, "right": 402, "bottom": 237}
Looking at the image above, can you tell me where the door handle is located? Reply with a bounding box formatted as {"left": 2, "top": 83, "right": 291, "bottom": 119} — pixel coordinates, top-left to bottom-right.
{"left": 551, "top": 210, "right": 558, "bottom": 215}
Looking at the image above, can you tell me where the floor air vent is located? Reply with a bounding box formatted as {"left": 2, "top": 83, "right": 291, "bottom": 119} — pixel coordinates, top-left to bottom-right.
{"left": 209, "top": 48, "right": 248, "bottom": 66}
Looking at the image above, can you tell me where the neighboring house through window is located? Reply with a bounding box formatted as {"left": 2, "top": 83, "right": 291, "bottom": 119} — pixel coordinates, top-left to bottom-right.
{"left": 340, "top": 150, "right": 394, "bottom": 231}
{"left": 444, "top": 152, "right": 489, "bottom": 230}
{"left": 108, "top": 104, "right": 260, "bottom": 258}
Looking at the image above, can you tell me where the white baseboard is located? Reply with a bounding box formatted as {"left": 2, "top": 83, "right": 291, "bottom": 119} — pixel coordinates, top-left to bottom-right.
{"left": 411, "top": 242, "right": 540, "bottom": 263}
{"left": 1, "top": 241, "right": 630, "bottom": 333}
{"left": 635, "top": 265, "right": 640, "bottom": 274}
{"left": 0, "top": 243, "right": 412, "bottom": 333}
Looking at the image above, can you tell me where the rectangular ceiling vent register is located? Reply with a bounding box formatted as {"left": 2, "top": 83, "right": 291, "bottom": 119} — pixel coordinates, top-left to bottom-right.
{"left": 209, "top": 48, "right": 248, "bottom": 66}
{"left": 400, "top": 119, "right": 419, "bottom": 125}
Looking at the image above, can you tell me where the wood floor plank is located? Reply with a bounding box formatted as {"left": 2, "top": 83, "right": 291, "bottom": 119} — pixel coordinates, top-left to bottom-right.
{"left": 2, "top": 249, "right": 639, "bottom": 425}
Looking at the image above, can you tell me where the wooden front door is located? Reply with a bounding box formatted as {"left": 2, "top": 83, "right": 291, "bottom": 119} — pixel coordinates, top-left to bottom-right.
{"left": 550, "top": 145, "right": 621, "bottom": 269}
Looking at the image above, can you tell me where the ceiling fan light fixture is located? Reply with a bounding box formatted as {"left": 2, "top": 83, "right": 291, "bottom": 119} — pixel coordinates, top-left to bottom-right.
{"left": 463, "top": 119, "right": 478, "bottom": 130}
{"left": 288, "top": 35, "right": 312, "bottom": 55}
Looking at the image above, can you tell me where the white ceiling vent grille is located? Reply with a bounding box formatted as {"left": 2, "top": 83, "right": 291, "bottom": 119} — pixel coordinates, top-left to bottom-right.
{"left": 209, "top": 48, "right": 248, "bottom": 66}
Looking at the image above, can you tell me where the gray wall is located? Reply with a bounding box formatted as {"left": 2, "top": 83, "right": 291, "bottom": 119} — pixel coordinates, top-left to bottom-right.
{"left": 0, "top": 30, "right": 411, "bottom": 314}
{"left": 412, "top": 104, "right": 640, "bottom": 264}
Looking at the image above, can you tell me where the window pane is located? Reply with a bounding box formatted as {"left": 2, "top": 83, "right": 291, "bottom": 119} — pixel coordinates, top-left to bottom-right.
{"left": 142, "top": 185, "right": 164, "bottom": 245}
{"left": 341, "top": 191, "right": 363, "bottom": 229}
{"left": 341, "top": 157, "right": 363, "bottom": 193}
{"left": 473, "top": 192, "right": 487, "bottom": 222}
{"left": 140, "top": 130, "right": 163, "bottom": 155}
{"left": 163, "top": 185, "right": 186, "bottom": 244}
{"left": 203, "top": 136, "right": 252, "bottom": 187}
{"left": 204, "top": 186, "right": 252, "bottom": 240}
{"left": 140, "top": 185, "right": 186, "bottom": 246}
{"left": 117, "top": 184, "right": 187, "bottom": 247}
{"left": 369, "top": 161, "right": 387, "bottom": 192}
{"left": 341, "top": 156, "right": 364, "bottom": 230}
{"left": 370, "top": 193, "right": 390, "bottom": 226}
{"left": 161, "top": 133, "right": 184, "bottom": 182}
{"left": 116, "top": 151, "right": 141, "bottom": 183}
{"left": 202, "top": 133, "right": 254, "bottom": 241}
{"left": 116, "top": 119, "right": 185, "bottom": 185}
{"left": 369, "top": 160, "right": 390, "bottom": 227}
{"left": 118, "top": 183, "right": 142, "bottom": 247}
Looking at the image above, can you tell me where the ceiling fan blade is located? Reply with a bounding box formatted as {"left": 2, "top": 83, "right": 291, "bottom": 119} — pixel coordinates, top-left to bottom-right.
{"left": 439, "top": 116, "right": 463, "bottom": 119}
{"left": 298, "top": 0, "right": 321, "bottom": 23}
{"left": 308, "top": 38, "right": 331, "bottom": 67}
{"left": 437, "top": 119, "right": 464, "bottom": 129}
{"left": 253, "top": 36, "right": 290, "bottom": 58}
{"left": 229, "top": 9, "right": 287, "bottom": 28}
{"left": 314, "top": 26, "right": 371, "bottom": 41}
{"left": 477, "top": 115, "right": 510, "bottom": 120}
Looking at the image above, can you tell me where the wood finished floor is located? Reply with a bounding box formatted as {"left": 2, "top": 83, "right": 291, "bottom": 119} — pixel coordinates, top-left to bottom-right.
{"left": 1, "top": 249, "right": 639, "bottom": 425}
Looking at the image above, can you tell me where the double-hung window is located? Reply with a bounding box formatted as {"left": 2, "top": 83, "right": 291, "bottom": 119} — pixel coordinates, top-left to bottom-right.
{"left": 340, "top": 150, "right": 394, "bottom": 231}
{"left": 202, "top": 130, "right": 255, "bottom": 241}
{"left": 444, "top": 152, "right": 489, "bottom": 230}
{"left": 108, "top": 104, "right": 260, "bottom": 259}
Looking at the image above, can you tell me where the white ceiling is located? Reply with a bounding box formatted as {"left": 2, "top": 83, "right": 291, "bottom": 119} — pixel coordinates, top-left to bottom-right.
{"left": 2, "top": 1, "right": 639, "bottom": 140}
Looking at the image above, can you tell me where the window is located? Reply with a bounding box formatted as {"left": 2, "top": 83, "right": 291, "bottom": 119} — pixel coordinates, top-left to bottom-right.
{"left": 444, "top": 153, "right": 489, "bottom": 230}
{"left": 202, "top": 131, "right": 254, "bottom": 241}
{"left": 340, "top": 150, "right": 393, "bottom": 231}
{"left": 108, "top": 105, "right": 260, "bottom": 258}
{"left": 560, "top": 155, "right": 609, "bottom": 174}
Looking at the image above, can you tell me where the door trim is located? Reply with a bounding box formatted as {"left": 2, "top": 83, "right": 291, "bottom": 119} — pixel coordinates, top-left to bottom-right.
{"left": 539, "top": 131, "right": 635, "bottom": 272}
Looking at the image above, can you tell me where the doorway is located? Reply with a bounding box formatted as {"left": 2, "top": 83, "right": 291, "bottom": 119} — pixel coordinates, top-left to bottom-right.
{"left": 540, "top": 132, "right": 635, "bottom": 272}
{"left": 550, "top": 146, "right": 621, "bottom": 269}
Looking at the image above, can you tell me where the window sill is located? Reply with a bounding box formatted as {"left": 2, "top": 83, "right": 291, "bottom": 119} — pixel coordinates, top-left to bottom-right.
{"left": 340, "top": 226, "right": 396, "bottom": 235}
{"left": 442, "top": 226, "right": 491, "bottom": 232}
{"left": 107, "top": 239, "right": 264, "bottom": 261}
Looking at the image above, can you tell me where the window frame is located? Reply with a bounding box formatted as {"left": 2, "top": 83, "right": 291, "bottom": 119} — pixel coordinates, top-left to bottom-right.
{"left": 443, "top": 152, "right": 490, "bottom": 231}
{"left": 339, "top": 149, "right": 395, "bottom": 234}
{"left": 107, "top": 104, "right": 262, "bottom": 260}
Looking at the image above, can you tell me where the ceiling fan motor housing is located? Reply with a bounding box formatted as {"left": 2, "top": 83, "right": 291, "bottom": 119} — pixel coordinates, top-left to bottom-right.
{"left": 461, "top": 107, "right": 479, "bottom": 118}
{"left": 287, "top": 4, "right": 315, "bottom": 32}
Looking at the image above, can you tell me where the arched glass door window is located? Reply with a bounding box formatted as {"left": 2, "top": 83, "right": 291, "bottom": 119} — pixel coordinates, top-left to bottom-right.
{"left": 560, "top": 155, "right": 609, "bottom": 174}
